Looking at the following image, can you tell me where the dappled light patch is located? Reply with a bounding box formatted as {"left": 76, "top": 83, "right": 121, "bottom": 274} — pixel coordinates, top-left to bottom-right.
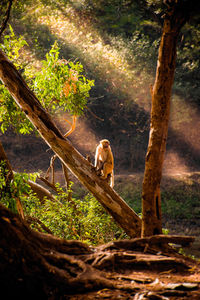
{"left": 6, "top": 0, "right": 200, "bottom": 174}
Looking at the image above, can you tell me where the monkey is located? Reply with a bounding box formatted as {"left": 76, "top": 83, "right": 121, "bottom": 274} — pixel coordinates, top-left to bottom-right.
{"left": 94, "top": 139, "right": 114, "bottom": 187}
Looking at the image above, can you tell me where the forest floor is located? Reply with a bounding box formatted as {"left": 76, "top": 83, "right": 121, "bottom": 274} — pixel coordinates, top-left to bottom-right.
{"left": 1, "top": 200, "right": 200, "bottom": 300}
{"left": 69, "top": 270, "right": 200, "bottom": 299}
{"left": 63, "top": 236, "right": 200, "bottom": 299}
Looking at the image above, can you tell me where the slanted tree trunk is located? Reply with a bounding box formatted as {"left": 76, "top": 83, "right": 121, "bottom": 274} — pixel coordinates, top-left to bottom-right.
{"left": 142, "top": 3, "right": 189, "bottom": 237}
{"left": 0, "top": 49, "right": 141, "bottom": 237}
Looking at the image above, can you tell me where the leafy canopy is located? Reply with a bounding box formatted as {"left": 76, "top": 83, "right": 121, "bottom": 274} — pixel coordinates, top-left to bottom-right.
{"left": 0, "top": 26, "right": 94, "bottom": 134}
{"left": 33, "top": 42, "right": 94, "bottom": 116}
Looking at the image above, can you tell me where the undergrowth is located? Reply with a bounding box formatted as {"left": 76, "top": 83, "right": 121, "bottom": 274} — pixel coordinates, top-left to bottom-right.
{"left": 0, "top": 161, "right": 126, "bottom": 245}
{"left": 24, "top": 188, "right": 126, "bottom": 245}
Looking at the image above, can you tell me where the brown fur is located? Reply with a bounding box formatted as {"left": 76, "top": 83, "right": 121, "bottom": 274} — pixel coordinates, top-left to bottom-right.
{"left": 95, "top": 139, "right": 114, "bottom": 187}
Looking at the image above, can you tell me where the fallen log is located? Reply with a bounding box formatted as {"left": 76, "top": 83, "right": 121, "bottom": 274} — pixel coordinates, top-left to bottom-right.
{"left": 99, "top": 235, "right": 195, "bottom": 256}
{"left": 110, "top": 235, "right": 195, "bottom": 249}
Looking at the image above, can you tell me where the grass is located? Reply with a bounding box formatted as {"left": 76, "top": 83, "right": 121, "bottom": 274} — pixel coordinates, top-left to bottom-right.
{"left": 72, "top": 172, "right": 200, "bottom": 225}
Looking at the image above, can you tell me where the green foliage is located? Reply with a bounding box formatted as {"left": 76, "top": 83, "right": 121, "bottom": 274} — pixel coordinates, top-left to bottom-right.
{"left": 162, "top": 227, "right": 169, "bottom": 235}
{"left": 161, "top": 188, "right": 199, "bottom": 219}
{"left": 129, "top": 31, "right": 159, "bottom": 72}
{"left": 24, "top": 188, "right": 126, "bottom": 245}
{"left": 81, "top": 0, "right": 145, "bottom": 37}
{"left": 5, "top": 0, "right": 199, "bottom": 172}
{"left": 114, "top": 174, "right": 200, "bottom": 222}
{"left": 1, "top": 0, "right": 200, "bottom": 246}
{"left": 0, "top": 164, "right": 125, "bottom": 245}
{"left": 0, "top": 161, "right": 34, "bottom": 213}
{"left": 0, "top": 161, "right": 14, "bottom": 209}
{"left": 175, "top": 24, "right": 200, "bottom": 101}
{"left": 0, "top": 27, "right": 94, "bottom": 134}
{"left": 0, "top": 24, "right": 28, "bottom": 68}
{"left": 0, "top": 86, "right": 34, "bottom": 134}
{"left": 0, "top": 26, "right": 35, "bottom": 134}
{"left": 33, "top": 42, "right": 94, "bottom": 116}
{"left": 115, "top": 180, "right": 142, "bottom": 214}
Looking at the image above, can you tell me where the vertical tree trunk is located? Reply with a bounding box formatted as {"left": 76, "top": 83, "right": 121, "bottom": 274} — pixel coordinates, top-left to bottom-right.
{"left": 142, "top": 5, "right": 188, "bottom": 237}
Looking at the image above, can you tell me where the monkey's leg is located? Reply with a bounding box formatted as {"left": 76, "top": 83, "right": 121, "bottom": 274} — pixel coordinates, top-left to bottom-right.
{"left": 106, "top": 173, "right": 111, "bottom": 185}
{"left": 96, "top": 161, "right": 104, "bottom": 176}
{"left": 101, "top": 162, "right": 113, "bottom": 179}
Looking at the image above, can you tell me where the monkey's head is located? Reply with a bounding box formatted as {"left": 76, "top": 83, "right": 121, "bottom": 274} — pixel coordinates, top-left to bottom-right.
{"left": 100, "top": 139, "right": 110, "bottom": 149}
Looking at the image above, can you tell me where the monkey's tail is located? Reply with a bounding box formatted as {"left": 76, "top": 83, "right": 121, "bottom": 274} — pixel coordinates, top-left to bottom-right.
{"left": 110, "top": 171, "right": 114, "bottom": 188}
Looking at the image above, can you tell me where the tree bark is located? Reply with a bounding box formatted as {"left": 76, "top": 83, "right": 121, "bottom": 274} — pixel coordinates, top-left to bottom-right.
{"left": 0, "top": 204, "right": 112, "bottom": 298}
{"left": 0, "top": 49, "right": 141, "bottom": 237}
{"left": 142, "top": 4, "right": 189, "bottom": 236}
{"left": 1, "top": 204, "right": 197, "bottom": 299}
{"left": 0, "top": 141, "right": 24, "bottom": 218}
{"left": 27, "top": 179, "right": 56, "bottom": 202}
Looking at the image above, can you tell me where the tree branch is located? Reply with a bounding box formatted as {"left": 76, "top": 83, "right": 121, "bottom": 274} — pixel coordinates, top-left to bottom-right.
{"left": 0, "top": 0, "right": 13, "bottom": 38}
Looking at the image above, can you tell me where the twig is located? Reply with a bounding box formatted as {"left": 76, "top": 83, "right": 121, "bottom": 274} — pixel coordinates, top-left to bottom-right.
{"left": 0, "top": 0, "right": 13, "bottom": 38}
{"left": 44, "top": 154, "right": 57, "bottom": 183}
{"left": 15, "top": 197, "right": 24, "bottom": 219}
{"left": 26, "top": 215, "right": 53, "bottom": 234}
{"left": 86, "top": 107, "right": 104, "bottom": 121}
{"left": 38, "top": 176, "right": 58, "bottom": 193}
{"left": 61, "top": 162, "right": 72, "bottom": 201}
{"left": 64, "top": 115, "right": 77, "bottom": 137}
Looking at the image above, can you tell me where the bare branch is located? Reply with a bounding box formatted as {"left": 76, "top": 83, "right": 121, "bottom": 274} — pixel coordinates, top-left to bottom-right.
{"left": 64, "top": 115, "right": 77, "bottom": 137}
{"left": 0, "top": 0, "right": 13, "bottom": 38}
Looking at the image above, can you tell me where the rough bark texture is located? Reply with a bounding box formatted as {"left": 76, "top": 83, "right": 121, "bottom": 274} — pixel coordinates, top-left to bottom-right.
{"left": 0, "top": 205, "right": 199, "bottom": 299}
{"left": 0, "top": 141, "right": 24, "bottom": 217}
{"left": 142, "top": 3, "right": 189, "bottom": 237}
{"left": 0, "top": 49, "right": 141, "bottom": 237}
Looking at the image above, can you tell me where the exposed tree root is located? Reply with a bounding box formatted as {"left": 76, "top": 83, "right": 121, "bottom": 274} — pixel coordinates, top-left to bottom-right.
{"left": 0, "top": 204, "right": 199, "bottom": 299}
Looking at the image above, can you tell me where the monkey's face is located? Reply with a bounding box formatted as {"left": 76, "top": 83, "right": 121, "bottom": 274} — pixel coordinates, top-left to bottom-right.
{"left": 101, "top": 140, "right": 110, "bottom": 149}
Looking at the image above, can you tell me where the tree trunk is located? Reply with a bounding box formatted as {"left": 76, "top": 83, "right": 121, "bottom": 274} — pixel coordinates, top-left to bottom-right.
{"left": 142, "top": 4, "right": 188, "bottom": 237}
{"left": 0, "top": 141, "right": 24, "bottom": 218}
{"left": 0, "top": 49, "right": 141, "bottom": 237}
